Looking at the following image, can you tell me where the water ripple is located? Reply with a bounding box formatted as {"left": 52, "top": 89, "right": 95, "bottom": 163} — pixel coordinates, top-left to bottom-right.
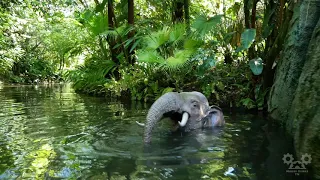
{"left": 0, "top": 84, "right": 294, "bottom": 179}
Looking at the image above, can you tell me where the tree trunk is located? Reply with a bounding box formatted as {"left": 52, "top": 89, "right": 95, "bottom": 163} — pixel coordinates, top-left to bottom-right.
{"left": 107, "top": 0, "right": 120, "bottom": 79}
{"left": 184, "top": 0, "right": 190, "bottom": 32}
{"left": 127, "top": 0, "right": 135, "bottom": 65}
{"left": 244, "top": 0, "right": 251, "bottom": 28}
{"left": 99, "top": 36, "right": 108, "bottom": 60}
{"left": 244, "top": 0, "right": 258, "bottom": 109}
{"left": 173, "top": 0, "right": 184, "bottom": 23}
{"left": 263, "top": 0, "right": 288, "bottom": 91}
{"left": 59, "top": 55, "right": 64, "bottom": 70}
{"left": 248, "top": 0, "right": 258, "bottom": 60}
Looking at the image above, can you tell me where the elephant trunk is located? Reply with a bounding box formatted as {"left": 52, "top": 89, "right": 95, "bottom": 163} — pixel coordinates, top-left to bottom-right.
{"left": 144, "top": 92, "right": 181, "bottom": 143}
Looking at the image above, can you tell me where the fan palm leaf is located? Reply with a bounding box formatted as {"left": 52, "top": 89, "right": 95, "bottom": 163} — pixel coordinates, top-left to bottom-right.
{"left": 192, "top": 15, "right": 223, "bottom": 39}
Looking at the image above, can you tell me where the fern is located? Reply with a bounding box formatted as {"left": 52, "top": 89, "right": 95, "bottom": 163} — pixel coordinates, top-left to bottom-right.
{"left": 67, "top": 59, "right": 115, "bottom": 93}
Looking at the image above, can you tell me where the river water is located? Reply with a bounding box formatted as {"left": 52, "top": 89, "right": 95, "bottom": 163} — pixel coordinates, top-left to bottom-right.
{"left": 0, "top": 84, "right": 309, "bottom": 179}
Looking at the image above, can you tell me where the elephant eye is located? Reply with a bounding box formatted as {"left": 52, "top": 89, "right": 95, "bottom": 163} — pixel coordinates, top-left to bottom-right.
{"left": 192, "top": 102, "right": 199, "bottom": 108}
{"left": 191, "top": 100, "right": 199, "bottom": 108}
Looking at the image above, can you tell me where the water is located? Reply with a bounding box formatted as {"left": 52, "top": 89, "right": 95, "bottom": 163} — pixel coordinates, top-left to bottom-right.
{"left": 0, "top": 84, "right": 309, "bottom": 179}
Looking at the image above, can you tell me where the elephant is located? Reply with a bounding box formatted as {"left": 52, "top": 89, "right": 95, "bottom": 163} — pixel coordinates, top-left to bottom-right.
{"left": 137, "top": 91, "right": 225, "bottom": 143}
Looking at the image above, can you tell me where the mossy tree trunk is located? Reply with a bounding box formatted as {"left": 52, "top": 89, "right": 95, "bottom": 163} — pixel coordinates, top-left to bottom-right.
{"left": 107, "top": 0, "right": 120, "bottom": 80}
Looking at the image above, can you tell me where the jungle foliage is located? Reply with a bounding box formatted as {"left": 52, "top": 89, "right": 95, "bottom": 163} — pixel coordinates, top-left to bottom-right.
{"left": 0, "top": 0, "right": 291, "bottom": 109}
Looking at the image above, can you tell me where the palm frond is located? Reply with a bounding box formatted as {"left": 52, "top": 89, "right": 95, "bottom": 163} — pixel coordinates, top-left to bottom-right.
{"left": 192, "top": 15, "right": 223, "bottom": 39}
{"left": 144, "top": 27, "right": 170, "bottom": 50}
{"left": 164, "top": 49, "right": 193, "bottom": 68}
{"left": 101, "top": 29, "right": 118, "bottom": 40}
{"left": 169, "top": 23, "right": 186, "bottom": 44}
{"left": 136, "top": 49, "right": 165, "bottom": 63}
{"left": 87, "top": 12, "right": 108, "bottom": 36}
{"left": 184, "top": 38, "right": 203, "bottom": 50}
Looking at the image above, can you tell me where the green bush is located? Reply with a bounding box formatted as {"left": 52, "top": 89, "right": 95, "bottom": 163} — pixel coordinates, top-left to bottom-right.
{"left": 8, "top": 58, "right": 56, "bottom": 83}
{"left": 104, "top": 63, "right": 175, "bottom": 102}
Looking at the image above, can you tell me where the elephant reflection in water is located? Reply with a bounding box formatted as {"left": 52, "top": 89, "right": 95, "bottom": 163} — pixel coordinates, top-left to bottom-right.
{"left": 136, "top": 91, "right": 225, "bottom": 143}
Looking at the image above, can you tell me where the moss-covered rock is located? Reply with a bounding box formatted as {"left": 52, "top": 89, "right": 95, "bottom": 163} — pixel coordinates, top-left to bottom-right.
{"left": 269, "top": 0, "right": 320, "bottom": 178}
{"left": 290, "top": 17, "right": 320, "bottom": 179}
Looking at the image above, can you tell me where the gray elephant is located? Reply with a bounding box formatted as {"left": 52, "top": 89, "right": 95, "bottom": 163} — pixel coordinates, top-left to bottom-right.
{"left": 137, "top": 91, "right": 225, "bottom": 143}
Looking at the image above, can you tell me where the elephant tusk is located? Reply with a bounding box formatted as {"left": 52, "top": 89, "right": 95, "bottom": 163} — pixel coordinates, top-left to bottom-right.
{"left": 178, "top": 112, "right": 189, "bottom": 127}
{"left": 136, "top": 121, "right": 145, "bottom": 127}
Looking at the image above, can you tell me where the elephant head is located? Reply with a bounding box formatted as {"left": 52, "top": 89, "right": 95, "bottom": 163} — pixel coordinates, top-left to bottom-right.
{"left": 143, "top": 91, "right": 224, "bottom": 143}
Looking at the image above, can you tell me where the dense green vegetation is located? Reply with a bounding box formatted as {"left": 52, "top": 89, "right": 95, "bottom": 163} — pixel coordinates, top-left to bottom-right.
{"left": 1, "top": 1, "right": 319, "bottom": 178}
{"left": 0, "top": 0, "right": 290, "bottom": 109}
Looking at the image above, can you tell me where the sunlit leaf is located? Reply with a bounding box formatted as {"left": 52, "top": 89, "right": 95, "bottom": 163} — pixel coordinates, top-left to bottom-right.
{"left": 144, "top": 27, "right": 170, "bottom": 50}
{"left": 169, "top": 23, "right": 185, "bottom": 43}
{"left": 161, "top": 87, "right": 174, "bottom": 95}
{"left": 136, "top": 50, "right": 165, "bottom": 63}
{"left": 165, "top": 50, "right": 192, "bottom": 68}
{"left": 86, "top": 12, "right": 108, "bottom": 36}
{"left": 184, "top": 38, "right": 202, "bottom": 50}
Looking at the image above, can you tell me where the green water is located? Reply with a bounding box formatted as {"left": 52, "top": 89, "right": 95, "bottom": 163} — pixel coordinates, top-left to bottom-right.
{"left": 0, "top": 84, "right": 307, "bottom": 179}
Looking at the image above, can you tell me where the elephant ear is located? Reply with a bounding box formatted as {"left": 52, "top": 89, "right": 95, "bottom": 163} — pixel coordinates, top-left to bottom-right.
{"left": 204, "top": 106, "right": 225, "bottom": 127}
{"left": 208, "top": 111, "right": 220, "bottom": 126}
{"left": 209, "top": 105, "right": 222, "bottom": 111}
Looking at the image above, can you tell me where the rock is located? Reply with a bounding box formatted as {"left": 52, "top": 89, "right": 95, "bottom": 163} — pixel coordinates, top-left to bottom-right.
{"left": 268, "top": 0, "right": 320, "bottom": 178}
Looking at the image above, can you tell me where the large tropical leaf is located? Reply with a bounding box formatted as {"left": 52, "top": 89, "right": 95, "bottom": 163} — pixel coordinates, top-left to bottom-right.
{"left": 223, "top": 31, "right": 236, "bottom": 44}
{"left": 197, "top": 55, "right": 216, "bottom": 76}
{"left": 191, "top": 15, "right": 223, "bottom": 38}
{"left": 235, "top": 29, "right": 256, "bottom": 52}
{"left": 249, "top": 57, "right": 263, "bottom": 75}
